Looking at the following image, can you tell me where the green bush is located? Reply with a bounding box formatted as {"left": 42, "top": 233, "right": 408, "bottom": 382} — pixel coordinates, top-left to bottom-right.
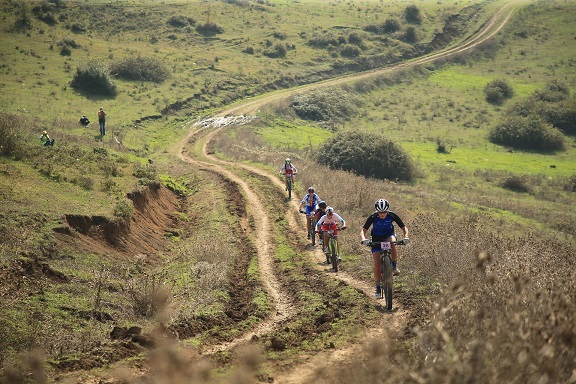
{"left": 484, "top": 79, "right": 514, "bottom": 104}
{"left": 534, "top": 79, "right": 570, "bottom": 102}
{"left": 114, "top": 198, "right": 134, "bottom": 222}
{"left": 315, "top": 131, "right": 416, "bottom": 182}
{"left": 405, "top": 5, "right": 422, "bottom": 24}
{"left": 263, "top": 43, "right": 287, "bottom": 58}
{"left": 71, "top": 60, "right": 117, "bottom": 96}
{"left": 500, "top": 175, "right": 531, "bottom": 193}
{"left": 488, "top": 115, "right": 565, "bottom": 151}
{"left": 0, "top": 113, "right": 24, "bottom": 157}
{"left": 110, "top": 56, "right": 170, "bottom": 83}
{"left": 340, "top": 44, "right": 361, "bottom": 57}
{"left": 196, "top": 22, "right": 224, "bottom": 35}
{"left": 291, "top": 88, "right": 359, "bottom": 122}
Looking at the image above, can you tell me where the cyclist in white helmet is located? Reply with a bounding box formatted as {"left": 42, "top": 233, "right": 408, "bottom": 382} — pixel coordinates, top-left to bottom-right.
{"left": 317, "top": 206, "right": 346, "bottom": 264}
{"left": 279, "top": 158, "right": 298, "bottom": 191}
{"left": 360, "top": 198, "right": 409, "bottom": 298}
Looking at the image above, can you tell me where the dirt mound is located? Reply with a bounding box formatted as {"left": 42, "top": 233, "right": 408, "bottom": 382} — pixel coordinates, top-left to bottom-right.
{"left": 54, "top": 184, "right": 181, "bottom": 263}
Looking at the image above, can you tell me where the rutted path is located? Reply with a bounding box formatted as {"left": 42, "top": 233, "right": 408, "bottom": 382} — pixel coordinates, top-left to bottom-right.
{"left": 174, "top": 0, "right": 525, "bottom": 378}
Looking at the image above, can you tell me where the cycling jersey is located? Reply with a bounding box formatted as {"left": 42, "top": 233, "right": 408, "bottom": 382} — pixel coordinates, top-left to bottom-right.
{"left": 301, "top": 193, "right": 321, "bottom": 214}
{"left": 363, "top": 211, "right": 405, "bottom": 240}
{"left": 280, "top": 163, "right": 297, "bottom": 175}
{"left": 318, "top": 212, "right": 345, "bottom": 234}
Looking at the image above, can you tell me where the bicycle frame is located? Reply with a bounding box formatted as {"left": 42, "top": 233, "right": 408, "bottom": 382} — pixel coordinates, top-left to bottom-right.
{"left": 368, "top": 240, "right": 405, "bottom": 310}
{"left": 325, "top": 227, "right": 345, "bottom": 272}
{"left": 309, "top": 215, "right": 317, "bottom": 246}
{"left": 284, "top": 174, "right": 294, "bottom": 199}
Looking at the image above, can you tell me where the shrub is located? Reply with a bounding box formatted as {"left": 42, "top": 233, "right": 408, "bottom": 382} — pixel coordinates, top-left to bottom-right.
{"left": 533, "top": 79, "right": 570, "bottom": 102}
{"left": 484, "top": 79, "right": 514, "bottom": 104}
{"left": 307, "top": 32, "right": 341, "bottom": 48}
{"left": 167, "top": 15, "right": 190, "bottom": 28}
{"left": 402, "top": 26, "right": 418, "bottom": 43}
{"left": 564, "top": 174, "right": 576, "bottom": 192}
{"left": 315, "top": 131, "right": 416, "bottom": 181}
{"left": 0, "top": 113, "right": 24, "bottom": 157}
{"left": 71, "top": 60, "right": 117, "bottom": 96}
{"left": 291, "top": 88, "right": 359, "bottom": 122}
{"left": 110, "top": 56, "right": 170, "bottom": 83}
{"left": 263, "top": 43, "right": 287, "bottom": 58}
{"left": 382, "top": 18, "right": 401, "bottom": 33}
{"left": 405, "top": 5, "right": 422, "bottom": 24}
{"left": 340, "top": 44, "right": 361, "bottom": 57}
{"left": 500, "top": 175, "right": 531, "bottom": 193}
{"left": 113, "top": 198, "right": 134, "bottom": 222}
{"left": 347, "top": 32, "right": 363, "bottom": 46}
{"left": 195, "top": 22, "right": 224, "bottom": 35}
{"left": 488, "top": 115, "right": 565, "bottom": 151}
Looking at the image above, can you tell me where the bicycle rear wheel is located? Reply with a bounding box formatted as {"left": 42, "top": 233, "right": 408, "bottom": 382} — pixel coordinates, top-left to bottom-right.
{"left": 381, "top": 253, "right": 393, "bottom": 310}
{"left": 310, "top": 219, "right": 316, "bottom": 246}
{"left": 330, "top": 238, "right": 338, "bottom": 272}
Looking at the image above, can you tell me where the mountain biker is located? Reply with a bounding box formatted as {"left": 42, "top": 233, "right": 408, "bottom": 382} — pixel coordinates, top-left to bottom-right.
{"left": 314, "top": 201, "right": 328, "bottom": 245}
{"left": 360, "top": 198, "right": 409, "bottom": 298}
{"left": 317, "top": 206, "right": 346, "bottom": 264}
{"left": 279, "top": 158, "right": 298, "bottom": 191}
{"left": 299, "top": 187, "right": 322, "bottom": 240}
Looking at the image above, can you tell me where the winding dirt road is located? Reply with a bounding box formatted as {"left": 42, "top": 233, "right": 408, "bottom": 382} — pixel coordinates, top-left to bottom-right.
{"left": 175, "top": 1, "right": 526, "bottom": 380}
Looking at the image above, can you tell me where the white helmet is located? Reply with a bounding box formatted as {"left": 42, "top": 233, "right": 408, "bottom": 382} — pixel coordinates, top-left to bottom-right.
{"left": 374, "top": 198, "right": 389, "bottom": 212}
{"left": 285, "top": 158, "right": 291, "bottom": 164}
{"left": 326, "top": 206, "right": 334, "bottom": 214}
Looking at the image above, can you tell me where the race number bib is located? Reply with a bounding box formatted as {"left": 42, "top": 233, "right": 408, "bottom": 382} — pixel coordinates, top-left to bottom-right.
{"left": 380, "top": 242, "right": 391, "bottom": 250}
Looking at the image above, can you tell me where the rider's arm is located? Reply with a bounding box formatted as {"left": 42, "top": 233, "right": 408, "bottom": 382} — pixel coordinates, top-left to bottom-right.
{"left": 360, "top": 216, "right": 374, "bottom": 241}
{"left": 317, "top": 215, "right": 325, "bottom": 227}
{"left": 390, "top": 212, "right": 408, "bottom": 238}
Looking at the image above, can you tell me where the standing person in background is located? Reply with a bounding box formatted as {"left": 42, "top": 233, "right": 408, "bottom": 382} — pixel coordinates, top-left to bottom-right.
{"left": 360, "top": 198, "right": 409, "bottom": 298}
{"left": 97, "top": 107, "right": 107, "bottom": 136}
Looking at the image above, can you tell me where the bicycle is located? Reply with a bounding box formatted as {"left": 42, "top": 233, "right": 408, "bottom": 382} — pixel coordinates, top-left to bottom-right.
{"left": 366, "top": 240, "right": 407, "bottom": 310}
{"left": 280, "top": 172, "right": 297, "bottom": 200}
{"left": 300, "top": 210, "right": 317, "bottom": 246}
{"left": 323, "top": 226, "right": 346, "bottom": 272}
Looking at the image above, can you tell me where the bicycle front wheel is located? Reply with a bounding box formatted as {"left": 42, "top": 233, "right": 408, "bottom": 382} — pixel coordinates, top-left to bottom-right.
{"left": 381, "top": 253, "right": 393, "bottom": 310}
{"left": 310, "top": 219, "right": 316, "bottom": 246}
{"left": 330, "top": 238, "right": 338, "bottom": 272}
{"left": 287, "top": 178, "right": 292, "bottom": 199}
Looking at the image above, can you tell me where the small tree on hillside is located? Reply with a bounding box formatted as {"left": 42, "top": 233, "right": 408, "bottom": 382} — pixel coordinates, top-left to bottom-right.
{"left": 315, "top": 131, "right": 416, "bottom": 182}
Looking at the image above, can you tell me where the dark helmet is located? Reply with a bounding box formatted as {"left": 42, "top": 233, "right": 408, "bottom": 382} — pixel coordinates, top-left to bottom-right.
{"left": 374, "top": 198, "right": 389, "bottom": 212}
{"left": 318, "top": 201, "right": 327, "bottom": 209}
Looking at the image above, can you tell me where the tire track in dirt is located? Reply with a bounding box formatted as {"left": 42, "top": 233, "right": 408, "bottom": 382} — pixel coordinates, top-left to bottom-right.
{"left": 177, "top": 127, "right": 296, "bottom": 355}
{"left": 176, "top": 0, "right": 525, "bottom": 374}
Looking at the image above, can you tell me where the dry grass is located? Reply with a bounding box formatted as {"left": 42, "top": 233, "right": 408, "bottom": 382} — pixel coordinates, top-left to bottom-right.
{"left": 208, "top": 123, "right": 576, "bottom": 383}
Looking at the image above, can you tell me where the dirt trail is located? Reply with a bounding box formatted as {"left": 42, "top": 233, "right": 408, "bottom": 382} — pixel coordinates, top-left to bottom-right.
{"left": 175, "top": 0, "right": 524, "bottom": 377}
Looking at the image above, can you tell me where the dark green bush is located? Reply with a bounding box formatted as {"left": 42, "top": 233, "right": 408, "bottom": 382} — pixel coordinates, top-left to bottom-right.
{"left": 564, "top": 174, "right": 576, "bottom": 192}
{"left": 500, "top": 175, "right": 531, "bottom": 193}
{"left": 405, "top": 5, "right": 422, "bottom": 24}
{"left": 484, "top": 79, "right": 514, "bottom": 104}
{"left": 291, "top": 88, "right": 359, "bottom": 122}
{"left": 488, "top": 115, "right": 565, "bottom": 151}
{"left": 533, "top": 79, "right": 570, "bottom": 102}
{"left": 315, "top": 131, "right": 416, "bottom": 182}
{"left": 71, "top": 60, "right": 117, "bottom": 96}
{"left": 110, "top": 56, "right": 170, "bottom": 83}
{"left": 307, "top": 32, "right": 341, "bottom": 48}
{"left": 167, "top": 15, "right": 191, "bottom": 28}
{"left": 196, "top": 22, "right": 224, "bottom": 35}
{"left": 402, "top": 26, "right": 418, "bottom": 43}
{"left": 340, "top": 44, "right": 361, "bottom": 57}
{"left": 383, "top": 18, "right": 401, "bottom": 33}
{"left": 263, "top": 43, "right": 287, "bottom": 58}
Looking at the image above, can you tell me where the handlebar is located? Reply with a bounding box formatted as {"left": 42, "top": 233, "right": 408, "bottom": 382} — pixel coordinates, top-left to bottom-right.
{"left": 365, "top": 240, "right": 407, "bottom": 246}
